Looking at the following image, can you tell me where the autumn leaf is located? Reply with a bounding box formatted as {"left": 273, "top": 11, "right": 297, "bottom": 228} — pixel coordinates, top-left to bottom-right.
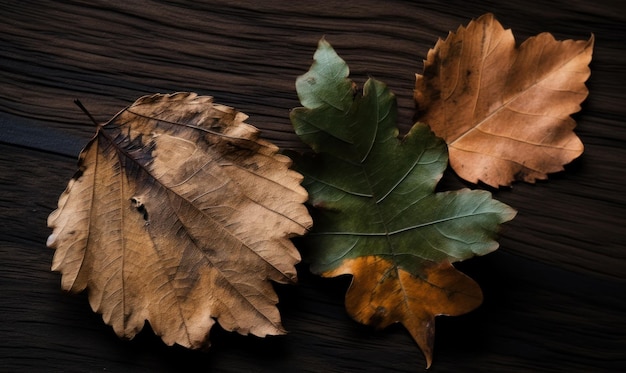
{"left": 414, "top": 13, "right": 594, "bottom": 187}
{"left": 290, "top": 39, "right": 516, "bottom": 367}
{"left": 47, "top": 92, "right": 312, "bottom": 348}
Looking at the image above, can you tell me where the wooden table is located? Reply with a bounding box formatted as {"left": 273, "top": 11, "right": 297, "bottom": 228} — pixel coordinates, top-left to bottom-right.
{"left": 1, "top": 1, "right": 624, "bottom": 371}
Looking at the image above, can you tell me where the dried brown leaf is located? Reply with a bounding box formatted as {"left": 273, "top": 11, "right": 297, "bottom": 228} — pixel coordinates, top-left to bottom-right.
{"left": 414, "top": 13, "right": 593, "bottom": 187}
{"left": 47, "top": 92, "right": 312, "bottom": 348}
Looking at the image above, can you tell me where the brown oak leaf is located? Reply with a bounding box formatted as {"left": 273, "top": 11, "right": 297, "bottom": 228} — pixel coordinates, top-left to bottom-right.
{"left": 414, "top": 13, "right": 594, "bottom": 187}
{"left": 47, "top": 92, "right": 312, "bottom": 348}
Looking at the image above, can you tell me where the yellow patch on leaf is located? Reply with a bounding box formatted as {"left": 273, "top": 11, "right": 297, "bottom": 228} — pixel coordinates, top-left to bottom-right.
{"left": 322, "top": 256, "right": 483, "bottom": 368}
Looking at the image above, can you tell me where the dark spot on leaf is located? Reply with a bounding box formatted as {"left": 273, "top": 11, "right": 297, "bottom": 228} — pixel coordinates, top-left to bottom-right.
{"left": 72, "top": 168, "right": 84, "bottom": 180}
{"left": 368, "top": 306, "right": 388, "bottom": 328}
{"left": 130, "top": 197, "right": 149, "bottom": 222}
{"left": 513, "top": 170, "right": 528, "bottom": 180}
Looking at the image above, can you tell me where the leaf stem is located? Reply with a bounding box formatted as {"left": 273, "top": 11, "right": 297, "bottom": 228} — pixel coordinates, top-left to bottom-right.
{"left": 74, "top": 99, "right": 99, "bottom": 127}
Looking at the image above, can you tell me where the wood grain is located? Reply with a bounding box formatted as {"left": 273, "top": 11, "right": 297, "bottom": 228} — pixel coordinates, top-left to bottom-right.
{"left": 1, "top": 1, "right": 624, "bottom": 371}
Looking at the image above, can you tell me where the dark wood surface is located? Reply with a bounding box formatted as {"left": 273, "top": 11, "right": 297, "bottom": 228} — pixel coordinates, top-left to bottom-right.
{"left": 1, "top": 1, "right": 625, "bottom": 372}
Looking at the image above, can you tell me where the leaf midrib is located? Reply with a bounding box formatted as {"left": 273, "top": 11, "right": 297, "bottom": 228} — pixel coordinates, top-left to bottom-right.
{"left": 309, "top": 211, "right": 491, "bottom": 237}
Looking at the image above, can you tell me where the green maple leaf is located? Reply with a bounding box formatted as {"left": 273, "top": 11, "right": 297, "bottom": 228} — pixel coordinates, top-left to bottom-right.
{"left": 290, "top": 39, "right": 516, "bottom": 368}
